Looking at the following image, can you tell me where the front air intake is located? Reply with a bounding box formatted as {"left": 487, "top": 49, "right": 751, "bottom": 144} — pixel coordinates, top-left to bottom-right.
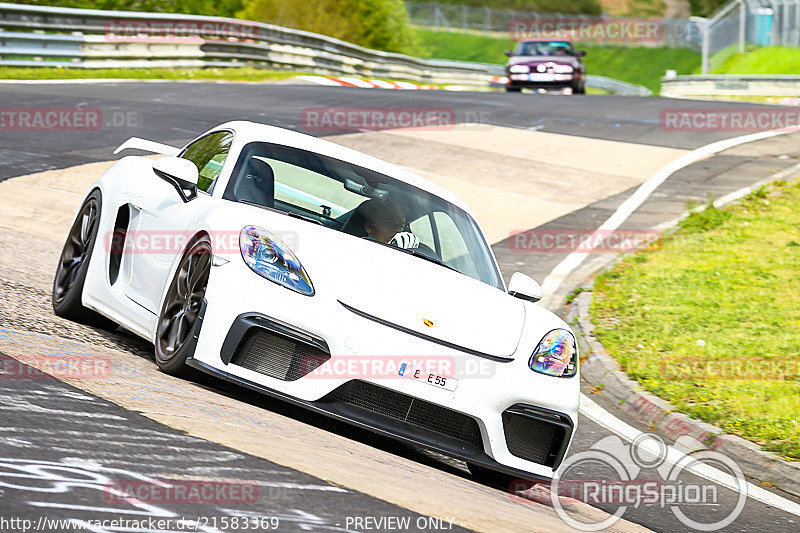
{"left": 231, "top": 328, "right": 329, "bottom": 381}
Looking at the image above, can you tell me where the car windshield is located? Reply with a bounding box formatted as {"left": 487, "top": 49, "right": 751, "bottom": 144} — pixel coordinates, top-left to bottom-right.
{"left": 515, "top": 41, "right": 574, "bottom": 57}
{"left": 224, "top": 142, "right": 504, "bottom": 290}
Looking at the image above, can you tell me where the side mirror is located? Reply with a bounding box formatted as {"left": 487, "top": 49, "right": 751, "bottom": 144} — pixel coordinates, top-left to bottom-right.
{"left": 508, "top": 272, "right": 542, "bottom": 303}
{"left": 505, "top": 50, "right": 513, "bottom": 57}
{"left": 153, "top": 157, "right": 199, "bottom": 202}
{"left": 578, "top": 50, "right": 586, "bottom": 57}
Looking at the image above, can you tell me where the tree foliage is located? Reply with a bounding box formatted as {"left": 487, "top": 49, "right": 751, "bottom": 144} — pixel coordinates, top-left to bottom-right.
{"left": 13, "top": 1, "right": 244, "bottom": 18}
{"left": 238, "top": 0, "right": 421, "bottom": 54}
{"left": 16, "top": 0, "right": 422, "bottom": 55}
{"left": 688, "top": 0, "right": 728, "bottom": 17}
{"left": 427, "top": 0, "right": 603, "bottom": 16}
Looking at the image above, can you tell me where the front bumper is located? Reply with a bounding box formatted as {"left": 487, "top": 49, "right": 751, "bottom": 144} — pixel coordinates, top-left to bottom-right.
{"left": 190, "top": 258, "right": 580, "bottom": 478}
{"left": 507, "top": 72, "right": 581, "bottom": 90}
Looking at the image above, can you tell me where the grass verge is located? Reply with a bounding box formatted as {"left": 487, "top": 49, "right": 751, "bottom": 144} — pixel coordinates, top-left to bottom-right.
{"left": 0, "top": 67, "right": 302, "bottom": 81}
{"left": 711, "top": 46, "right": 800, "bottom": 75}
{"left": 591, "top": 178, "right": 800, "bottom": 460}
{"left": 414, "top": 28, "right": 701, "bottom": 94}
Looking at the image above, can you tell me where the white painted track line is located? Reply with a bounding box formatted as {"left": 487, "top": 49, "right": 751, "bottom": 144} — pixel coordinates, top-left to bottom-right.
{"left": 580, "top": 394, "right": 800, "bottom": 517}
{"left": 540, "top": 127, "right": 800, "bottom": 302}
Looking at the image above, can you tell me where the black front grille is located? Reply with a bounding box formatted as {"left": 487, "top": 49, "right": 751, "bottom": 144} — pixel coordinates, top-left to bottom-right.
{"left": 328, "top": 381, "right": 483, "bottom": 450}
{"left": 231, "top": 328, "right": 329, "bottom": 381}
{"left": 502, "top": 408, "right": 569, "bottom": 468}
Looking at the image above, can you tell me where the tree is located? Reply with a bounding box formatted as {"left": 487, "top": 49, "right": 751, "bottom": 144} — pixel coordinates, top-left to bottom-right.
{"left": 238, "top": 0, "right": 422, "bottom": 55}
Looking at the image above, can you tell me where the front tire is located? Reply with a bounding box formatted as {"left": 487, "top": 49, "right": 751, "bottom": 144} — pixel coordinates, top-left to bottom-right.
{"left": 506, "top": 86, "right": 522, "bottom": 93}
{"left": 154, "top": 234, "right": 212, "bottom": 378}
{"left": 52, "top": 190, "right": 116, "bottom": 329}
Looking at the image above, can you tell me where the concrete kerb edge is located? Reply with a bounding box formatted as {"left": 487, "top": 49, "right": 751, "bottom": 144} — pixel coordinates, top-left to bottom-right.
{"left": 567, "top": 164, "right": 800, "bottom": 499}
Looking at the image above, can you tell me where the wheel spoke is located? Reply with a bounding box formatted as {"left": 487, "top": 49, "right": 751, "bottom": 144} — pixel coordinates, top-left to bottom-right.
{"left": 69, "top": 232, "right": 83, "bottom": 248}
{"left": 188, "top": 253, "right": 210, "bottom": 291}
{"left": 64, "top": 259, "right": 82, "bottom": 287}
{"left": 162, "top": 299, "right": 183, "bottom": 320}
{"left": 164, "top": 309, "right": 185, "bottom": 352}
{"left": 174, "top": 313, "right": 190, "bottom": 345}
{"left": 175, "top": 265, "right": 190, "bottom": 300}
{"left": 79, "top": 202, "right": 97, "bottom": 246}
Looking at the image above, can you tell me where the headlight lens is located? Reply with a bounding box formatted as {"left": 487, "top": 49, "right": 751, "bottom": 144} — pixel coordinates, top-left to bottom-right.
{"left": 509, "top": 64, "right": 530, "bottom": 73}
{"left": 553, "top": 64, "right": 574, "bottom": 74}
{"left": 529, "top": 329, "right": 577, "bottom": 378}
{"left": 240, "top": 225, "right": 314, "bottom": 296}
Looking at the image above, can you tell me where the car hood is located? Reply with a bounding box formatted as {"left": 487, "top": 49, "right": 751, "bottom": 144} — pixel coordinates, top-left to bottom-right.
{"left": 508, "top": 55, "right": 580, "bottom": 67}
{"left": 338, "top": 252, "right": 526, "bottom": 359}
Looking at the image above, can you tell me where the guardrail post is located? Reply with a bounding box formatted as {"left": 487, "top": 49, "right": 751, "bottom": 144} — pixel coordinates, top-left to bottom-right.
{"left": 690, "top": 16, "right": 710, "bottom": 74}
{"left": 794, "top": 0, "right": 800, "bottom": 45}
{"left": 739, "top": 0, "right": 746, "bottom": 53}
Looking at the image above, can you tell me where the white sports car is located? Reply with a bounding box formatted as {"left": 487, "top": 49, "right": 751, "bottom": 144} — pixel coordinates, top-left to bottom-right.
{"left": 52, "top": 121, "right": 579, "bottom": 481}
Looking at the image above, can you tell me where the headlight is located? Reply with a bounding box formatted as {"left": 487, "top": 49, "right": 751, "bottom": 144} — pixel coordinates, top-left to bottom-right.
{"left": 509, "top": 64, "right": 530, "bottom": 73}
{"left": 553, "top": 64, "right": 574, "bottom": 74}
{"left": 529, "top": 329, "right": 577, "bottom": 378}
{"left": 240, "top": 225, "right": 314, "bottom": 296}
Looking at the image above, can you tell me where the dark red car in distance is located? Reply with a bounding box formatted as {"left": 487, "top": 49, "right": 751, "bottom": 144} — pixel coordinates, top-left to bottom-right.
{"left": 505, "top": 39, "right": 587, "bottom": 94}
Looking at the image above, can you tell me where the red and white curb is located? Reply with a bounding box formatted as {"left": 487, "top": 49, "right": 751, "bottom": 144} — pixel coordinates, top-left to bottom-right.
{"left": 297, "top": 75, "right": 437, "bottom": 90}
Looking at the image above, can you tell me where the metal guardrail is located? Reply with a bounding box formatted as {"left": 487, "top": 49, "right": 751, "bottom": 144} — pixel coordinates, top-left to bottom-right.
{"left": 0, "top": 2, "right": 651, "bottom": 96}
{"left": 661, "top": 74, "right": 800, "bottom": 97}
{"left": 0, "top": 2, "right": 494, "bottom": 84}
{"left": 587, "top": 75, "right": 653, "bottom": 96}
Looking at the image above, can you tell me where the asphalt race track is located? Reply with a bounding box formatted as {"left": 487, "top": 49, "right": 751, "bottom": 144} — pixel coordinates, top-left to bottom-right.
{"left": 1, "top": 81, "right": 800, "bottom": 533}
{"left": 0, "top": 81, "right": 793, "bottom": 181}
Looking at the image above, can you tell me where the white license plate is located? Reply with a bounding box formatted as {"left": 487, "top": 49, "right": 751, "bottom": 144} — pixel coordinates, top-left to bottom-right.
{"left": 399, "top": 363, "right": 457, "bottom": 392}
{"left": 529, "top": 73, "right": 555, "bottom": 81}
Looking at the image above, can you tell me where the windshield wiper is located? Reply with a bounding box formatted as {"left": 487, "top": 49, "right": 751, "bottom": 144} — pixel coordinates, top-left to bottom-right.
{"left": 239, "top": 200, "right": 324, "bottom": 226}
{"left": 395, "top": 246, "right": 459, "bottom": 273}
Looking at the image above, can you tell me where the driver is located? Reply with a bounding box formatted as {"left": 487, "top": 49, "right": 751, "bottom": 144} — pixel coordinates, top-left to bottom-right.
{"left": 359, "top": 199, "right": 420, "bottom": 249}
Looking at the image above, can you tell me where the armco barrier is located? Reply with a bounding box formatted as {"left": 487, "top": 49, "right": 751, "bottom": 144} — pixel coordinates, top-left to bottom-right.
{"left": 662, "top": 74, "right": 800, "bottom": 97}
{"left": 0, "top": 2, "right": 652, "bottom": 95}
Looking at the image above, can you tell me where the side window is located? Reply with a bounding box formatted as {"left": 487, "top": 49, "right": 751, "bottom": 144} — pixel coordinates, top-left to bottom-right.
{"left": 433, "top": 211, "right": 478, "bottom": 277}
{"left": 409, "top": 215, "right": 435, "bottom": 250}
{"left": 181, "top": 131, "right": 233, "bottom": 193}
